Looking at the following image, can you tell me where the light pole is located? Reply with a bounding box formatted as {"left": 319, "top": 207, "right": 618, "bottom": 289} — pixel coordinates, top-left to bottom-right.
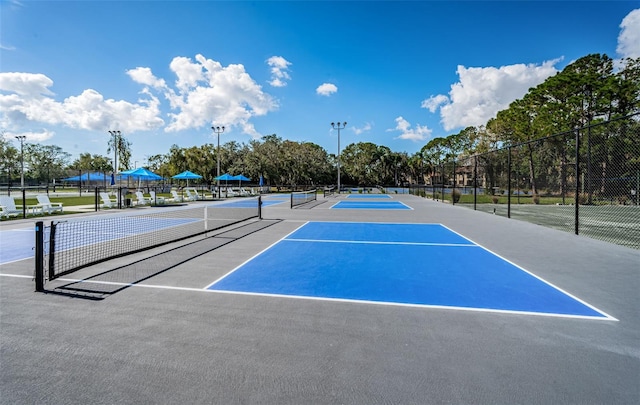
{"left": 15, "top": 135, "right": 26, "bottom": 188}
{"left": 331, "top": 122, "right": 347, "bottom": 193}
{"left": 212, "top": 125, "right": 225, "bottom": 197}
{"left": 108, "top": 130, "right": 121, "bottom": 176}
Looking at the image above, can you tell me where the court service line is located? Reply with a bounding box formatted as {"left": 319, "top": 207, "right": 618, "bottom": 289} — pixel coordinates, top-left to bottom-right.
{"left": 439, "top": 223, "right": 619, "bottom": 321}
{"left": 282, "top": 238, "right": 477, "bottom": 247}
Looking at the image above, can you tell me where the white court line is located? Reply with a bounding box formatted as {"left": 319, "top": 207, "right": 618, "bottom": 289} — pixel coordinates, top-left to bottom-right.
{"left": 14, "top": 273, "right": 615, "bottom": 321}
{"left": 282, "top": 238, "right": 477, "bottom": 247}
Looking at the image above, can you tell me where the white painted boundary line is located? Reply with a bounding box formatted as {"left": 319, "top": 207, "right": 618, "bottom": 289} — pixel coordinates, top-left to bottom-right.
{"left": 8, "top": 272, "right": 614, "bottom": 321}
{"left": 282, "top": 238, "right": 477, "bottom": 247}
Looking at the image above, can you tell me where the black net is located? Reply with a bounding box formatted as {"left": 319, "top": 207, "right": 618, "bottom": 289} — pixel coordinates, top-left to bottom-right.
{"left": 291, "top": 189, "right": 317, "bottom": 208}
{"left": 46, "top": 198, "right": 260, "bottom": 279}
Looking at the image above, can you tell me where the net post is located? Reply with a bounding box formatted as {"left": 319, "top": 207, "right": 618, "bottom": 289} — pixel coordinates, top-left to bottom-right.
{"left": 48, "top": 222, "right": 57, "bottom": 280}
{"left": 258, "top": 195, "right": 262, "bottom": 219}
{"left": 34, "top": 221, "right": 44, "bottom": 292}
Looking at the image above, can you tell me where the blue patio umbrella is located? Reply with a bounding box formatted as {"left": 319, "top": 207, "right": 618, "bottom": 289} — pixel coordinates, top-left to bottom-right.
{"left": 214, "top": 173, "right": 235, "bottom": 189}
{"left": 120, "top": 167, "right": 162, "bottom": 188}
{"left": 63, "top": 172, "right": 109, "bottom": 182}
{"left": 120, "top": 167, "right": 162, "bottom": 180}
{"left": 232, "top": 174, "right": 251, "bottom": 187}
{"left": 259, "top": 175, "right": 264, "bottom": 187}
{"left": 214, "top": 173, "right": 235, "bottom": 181}
{"left": 172, "top": 170, "right": 203, "bottom": 187}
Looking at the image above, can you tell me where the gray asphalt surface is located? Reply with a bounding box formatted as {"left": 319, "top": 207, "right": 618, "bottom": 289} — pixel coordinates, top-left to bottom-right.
{"left": 1, "top": 193, "right": 638, "bottom": 404}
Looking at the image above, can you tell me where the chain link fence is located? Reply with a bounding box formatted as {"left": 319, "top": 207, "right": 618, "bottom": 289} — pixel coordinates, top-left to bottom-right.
{"left": 411, "top": 114, "right": 640, "bottom": 249}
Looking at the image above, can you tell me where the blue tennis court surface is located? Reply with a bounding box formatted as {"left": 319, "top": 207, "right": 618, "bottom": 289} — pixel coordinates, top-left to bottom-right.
{"left": 331, "top": 200, "right": 411, "bottom": 210}
{"left": 207, "top": 222, "right": 613, "bottom": 319}
{"left": 0, "top": 229, "right": 38, "bottom": 263}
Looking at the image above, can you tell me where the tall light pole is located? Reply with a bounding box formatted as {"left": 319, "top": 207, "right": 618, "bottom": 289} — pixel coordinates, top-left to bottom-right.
{"left": 15, "top": 135, "right": 26, "bottom": 188}
{"left": 108, "top": 130, "right": 121, "bottom": 176}
{"left": 212, "top": 125, "right": 225, "bottom": 197}
{"left": 331, "top": 122, "right": 347, "bottom": 193}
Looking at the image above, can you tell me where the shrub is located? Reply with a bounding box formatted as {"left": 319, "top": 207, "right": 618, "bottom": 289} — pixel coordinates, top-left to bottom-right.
{"left": 452, "top": 190, "right": 461, "bottom": 203}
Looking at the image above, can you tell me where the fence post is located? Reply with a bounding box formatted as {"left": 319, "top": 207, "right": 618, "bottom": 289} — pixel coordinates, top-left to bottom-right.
{"left": 507, "top": 147, "right": 511, "bottom": 218}
{"left": 574, "top": 130, "right": 580, "bottom": 235}
{"left": 34, "top": 221, "right": 44, "bottom": 292}
{"left": 452, "top": 160, "right": 456, "bottom": 205}
{"left": 473, "top": 156, "right": 478, "bottom": 210}
{"left": 21, "top": 188, "right": 26, "bottom": 219}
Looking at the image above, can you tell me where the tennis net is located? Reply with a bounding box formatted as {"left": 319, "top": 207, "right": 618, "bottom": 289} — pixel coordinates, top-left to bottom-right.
{"left": 291, "top": 189, "right": 317, "bottom": 208}
{"left": 36, "top": 197, "right": 261, "bottom": 283}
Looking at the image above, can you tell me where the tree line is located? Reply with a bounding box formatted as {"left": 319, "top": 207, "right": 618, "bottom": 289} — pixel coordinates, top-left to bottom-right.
{"left": 1, "top": 54, "right": 638, "bottom": 190}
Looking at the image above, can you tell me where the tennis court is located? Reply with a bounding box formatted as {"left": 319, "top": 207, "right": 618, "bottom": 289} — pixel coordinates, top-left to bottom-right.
{"left": 345, "top": 194, "right": 392, "bottom": 199}
{"left": 330, "top": 200, "right": 412, "bottom": 209}
{"left": 1, "top": 193, "right": 638, "bottom": 404}
{"left": 208, "top": 221, "right": 612, "bottom": 319}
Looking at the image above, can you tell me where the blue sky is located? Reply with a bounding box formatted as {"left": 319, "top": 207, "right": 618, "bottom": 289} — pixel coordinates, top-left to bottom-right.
{"left": 1, "top": 1, "right": 639, "bottom": 167}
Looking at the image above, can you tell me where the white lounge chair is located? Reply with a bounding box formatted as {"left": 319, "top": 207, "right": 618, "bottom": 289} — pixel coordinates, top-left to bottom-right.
{"left": 170, "top": 190, "right": 183, "bottom": 202}
{"left": 184, "top": 189, "right": 198, "bottom": 201}
{"left": 0, "top": 196, "right": 22, "bottom": 218}
{"left": 36, "top": 194, "right": 63, "bottom": 214}
{"left": 134, "top": 191, "right": 152, "bottom": 206}
{"left": 149, "top": 191, "right": 165, "bottom": 205}
{"left": 100, "top": 192, "right": 117, "bottom": 208}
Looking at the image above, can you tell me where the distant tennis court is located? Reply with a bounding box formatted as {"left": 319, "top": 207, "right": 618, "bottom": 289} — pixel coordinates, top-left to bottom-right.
{"left": 331, "top": 200, "right": 411, "bottom": 209}
{"left": 346, "top": 194, "right": 392, "bottom": 199}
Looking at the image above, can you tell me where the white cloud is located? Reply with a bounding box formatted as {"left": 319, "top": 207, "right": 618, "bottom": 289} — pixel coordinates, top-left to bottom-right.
{"left": 388, "top": 116, "right": 432, "bottom": 142}
{"left": 144, "top": 54, "right": 279, "bottom": 134}
{"left": 0, "top": 54, "right": 278, "bottom": 141}
{"left": 423, "top": 60, "right": 559, "bottom": 131}
{"left": 126, "top": 67, "right": 167, "bottom": 89}
{"left": 0, "top": 72, "right": 54, "bottom": 97}
{"left": 617, "top": 9, "right": 640, "bottom": 58}
{"left": 0, "top": 72, "right": 165, "bottom": 133}
{"left": 316, "top": 83, "right": 338, "bottom": 96}
{"left": 266, "top": 56, "right": 292, "bottom": 87}
{"left": 352, "top": 122, "right": 373, "bottom": 135}
{"left": 421, "top": 94, "right": 448, "bottom": 113}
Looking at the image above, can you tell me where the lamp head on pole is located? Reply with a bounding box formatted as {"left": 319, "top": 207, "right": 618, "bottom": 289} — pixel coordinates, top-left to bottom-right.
{"left": 331, "top": 122, "right": 347, "bottom": 129}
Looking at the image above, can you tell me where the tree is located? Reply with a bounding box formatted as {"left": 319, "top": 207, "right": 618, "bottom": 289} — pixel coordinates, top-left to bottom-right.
{"left": 107, "top": 132, "right": 132, "bottom": 172}
{"left": 0, "top": 134, "right": 19, "bottom": 185}
{"left": 24, "top": 144, "right": 71, "bottom": 184}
